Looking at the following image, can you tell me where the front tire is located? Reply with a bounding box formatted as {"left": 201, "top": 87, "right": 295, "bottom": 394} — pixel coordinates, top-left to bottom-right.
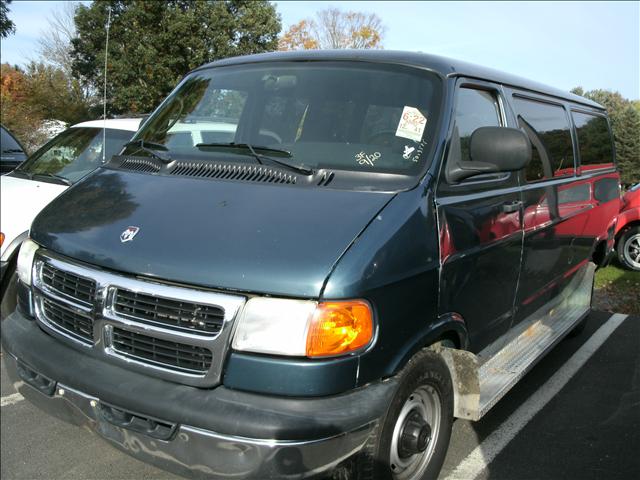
{"left": 617, "top": 226, "right": 640, "bottom": 271}
{"left": 355, "top": 349, "right": 454, "bottom": 480}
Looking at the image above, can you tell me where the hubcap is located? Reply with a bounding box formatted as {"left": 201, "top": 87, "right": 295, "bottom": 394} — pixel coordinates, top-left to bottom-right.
{"left": 399, "top": 411, "right": 432, "bottom": 457}
{"left": 390, "top": 385, "right": 441, "bottom": 479}
{"left": 624, "top": 233, "right": 640, "bottom": 269}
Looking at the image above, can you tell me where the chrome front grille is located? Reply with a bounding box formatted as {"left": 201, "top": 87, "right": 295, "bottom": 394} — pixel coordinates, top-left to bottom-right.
{"left": 41, "top": 261, "right": 96, "bottom": 305}
{"left": 31, "top": 252, "right": 245, "bottom": 387}
{"left": 111, "top": 327, "right": 213, "bottom": 374}
{"left": 39, "top": 296, "right": 94, "bottom": 344}
{"left": 113, "top": 288, "right": 225, "bottom": 335}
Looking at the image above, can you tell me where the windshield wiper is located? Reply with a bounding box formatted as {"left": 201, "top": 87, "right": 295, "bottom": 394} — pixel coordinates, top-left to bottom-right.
{"left": 123, "top": 139, "right": 172, "bottom": 163}
{"left": 11, "top": 168, "right": 33, "bottom": 180}
{"left": 32, "top": 172, "right": 72, "bottom": 186}
{"left": 195, "top": 142, "right": 313, "bottom": 175}
{"left": 2, "top": 148, "right": 24, "bottom": 153}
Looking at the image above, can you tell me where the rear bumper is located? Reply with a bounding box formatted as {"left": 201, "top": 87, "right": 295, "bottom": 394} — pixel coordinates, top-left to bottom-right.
{"left": 2, "top": 311, "right": 397, "bottom": 479}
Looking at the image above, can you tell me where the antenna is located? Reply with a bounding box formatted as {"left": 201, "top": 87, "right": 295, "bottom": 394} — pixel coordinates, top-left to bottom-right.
{"left": 102, "top": 7, "right": 112, "bottom": 162}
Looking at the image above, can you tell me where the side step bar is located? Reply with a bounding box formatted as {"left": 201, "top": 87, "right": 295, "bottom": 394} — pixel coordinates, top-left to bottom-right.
{"left": 439, "top": 262, "right": 595, "bottom": 421}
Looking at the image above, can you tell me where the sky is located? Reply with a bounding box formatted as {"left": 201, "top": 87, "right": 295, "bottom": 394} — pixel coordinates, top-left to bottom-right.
{"left": 1, "top": 1, "right": 638, "bottom": 99}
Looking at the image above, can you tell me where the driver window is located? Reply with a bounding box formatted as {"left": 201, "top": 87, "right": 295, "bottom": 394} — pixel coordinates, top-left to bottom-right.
{"left": 454, "top": 88, "right": 502, "bottom": 162}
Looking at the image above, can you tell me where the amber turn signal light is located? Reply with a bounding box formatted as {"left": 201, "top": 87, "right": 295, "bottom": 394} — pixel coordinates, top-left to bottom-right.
{"left": 0, "top": 233, "right": 4, "bottom": 247}
{"left": 306, "top": 300, "right": 374, "bottom": 357}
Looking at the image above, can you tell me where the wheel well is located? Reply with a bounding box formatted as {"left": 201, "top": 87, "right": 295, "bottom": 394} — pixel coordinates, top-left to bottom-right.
{"left": 592, "top": 239, "right": 608, "bottom": 267}
{"left": 436, "top": 331, "right": 461, "bottom": 349}
{"left": 1, "top": 251, "right": 18, "bottom": 297}
{"left": 617, "top": 221, "right": 640, "bottom": 240}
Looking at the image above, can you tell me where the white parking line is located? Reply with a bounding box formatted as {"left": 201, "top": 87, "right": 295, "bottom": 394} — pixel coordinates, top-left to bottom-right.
{"left": 444, "top": 313, "right": 628, "bottom": 480}
{"left": 0, "top": 392, "right": 24, "bottom": 407}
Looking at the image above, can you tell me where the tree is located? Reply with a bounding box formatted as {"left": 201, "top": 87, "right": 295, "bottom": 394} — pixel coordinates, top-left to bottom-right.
{"left": 572, "top": 87, "right": 640, "bottom": 186}
{"left": 279, "top": 7, "right": 385, "bottom": 51}
{"left": 1, "top": 60, "right": 92, "bottom": 152}
{"left": 37, "top": 1, "right": 79, "bottom": 77}
{"left": 24, "top": 62, "right": 90, "bottom": 125}
{"left": 35, "top": 2, "right": 95, "bottom": 118}
{"left": 70, "top": 0, "right": 281, "bottom": 115}
{"left": 278, "top": 20, "right": 318, "bottom": 51}
{"left": 0, "top": 0, "right": 15, "bottom": 38}
{"left": 0, "top": 64, "right": 48, "bottom": 152}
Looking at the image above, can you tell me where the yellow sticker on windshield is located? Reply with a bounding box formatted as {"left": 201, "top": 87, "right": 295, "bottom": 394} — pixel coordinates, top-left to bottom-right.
{"left": 395, "top": 106, "right": 427, "bottom": 142}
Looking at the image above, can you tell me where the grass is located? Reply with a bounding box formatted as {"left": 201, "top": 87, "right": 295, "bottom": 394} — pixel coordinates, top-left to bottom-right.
{"left": 593, "top": 262, "right": 640, "bottom": 316}
{"left": 595, "top": 263, "right": 639, "bottom": 288}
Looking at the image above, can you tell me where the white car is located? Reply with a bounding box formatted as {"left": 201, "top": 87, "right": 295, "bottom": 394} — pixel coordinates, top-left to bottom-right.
{"left": 0, "top": 118, "right": 142, "bottom": 317}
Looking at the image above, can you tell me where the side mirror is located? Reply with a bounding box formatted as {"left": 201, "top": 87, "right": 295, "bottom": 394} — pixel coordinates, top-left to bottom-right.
{"left": 447, "top": 126, "right": 531, "bottom": 183}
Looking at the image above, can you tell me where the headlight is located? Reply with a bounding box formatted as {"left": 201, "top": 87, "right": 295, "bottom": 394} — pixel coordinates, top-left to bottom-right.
{"left": 232, "top": 297, "right": 374, "bottom": 358}
{"left": 16, "top": 238, "right": 39, "bottom": 286}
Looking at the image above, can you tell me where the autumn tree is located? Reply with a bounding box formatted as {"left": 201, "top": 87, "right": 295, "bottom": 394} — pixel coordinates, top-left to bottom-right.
{"left": 572, "top": 87, "right": 640, "bottom": 186}
{"left": 0, "top": 64, "right": 48, "bottom": 152}
{"left": 70, "top": 0, "right": 281, "bottom": 115}
{"left": 279, "top": 8, "right": 385, "bottom": 51}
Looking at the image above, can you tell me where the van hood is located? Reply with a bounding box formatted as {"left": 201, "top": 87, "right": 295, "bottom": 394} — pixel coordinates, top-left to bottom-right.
{"left": 30, "top": 169, "right": 394, "bottom": 297}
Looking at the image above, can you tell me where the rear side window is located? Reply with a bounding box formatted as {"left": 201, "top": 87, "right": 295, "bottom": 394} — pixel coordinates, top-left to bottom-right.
{"left": 1, "top": 126, "right": 24, "bottom": 152}
{"left": 513, "top": 97, "right": 575, "bottom": 182}
{"left": 571, "top": 112, "right": 614, "bottom": 171}
{"left": 594, "top": 177, "right": 619, "bottom": 203}
{"left": 454, "top": 88, "right": 502, "bottom": 162}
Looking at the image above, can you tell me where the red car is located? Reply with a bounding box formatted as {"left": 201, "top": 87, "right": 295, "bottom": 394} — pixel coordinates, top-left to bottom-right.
{"left": 615, "top": 183, "right": 640, "bottom": 271}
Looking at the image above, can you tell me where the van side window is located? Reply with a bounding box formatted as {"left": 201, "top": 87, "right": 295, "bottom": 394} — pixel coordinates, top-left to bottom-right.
{"left": 454, "top": 88, "right": 502, "bottom": 162}
{"left": 513, "top": 97, "right": 575, "bottom": 182}
{"left": 571, "top": 112, "right": 614, "bottom": 171}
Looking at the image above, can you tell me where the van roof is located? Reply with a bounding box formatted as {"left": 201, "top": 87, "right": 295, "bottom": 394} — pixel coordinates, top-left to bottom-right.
{"left": 71, "top": 118, "right": 143, "bottom": 131}
{"left": 197, "top": 50, "right": 603, "bottom": 110}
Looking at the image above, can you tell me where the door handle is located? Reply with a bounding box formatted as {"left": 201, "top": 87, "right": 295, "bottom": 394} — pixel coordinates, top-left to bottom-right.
{"left": 503, "top": 201, "right": 523, "bottom": 213}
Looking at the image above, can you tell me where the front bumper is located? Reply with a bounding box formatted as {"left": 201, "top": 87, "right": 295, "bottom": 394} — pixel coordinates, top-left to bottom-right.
{"left": 2, "top": 311, "right": 397, "bottom": 479}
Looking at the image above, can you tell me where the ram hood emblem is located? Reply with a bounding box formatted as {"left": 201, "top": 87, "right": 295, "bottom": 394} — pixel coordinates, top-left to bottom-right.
{"left": 120, "top": 226, "right": 140, "bottom": 243}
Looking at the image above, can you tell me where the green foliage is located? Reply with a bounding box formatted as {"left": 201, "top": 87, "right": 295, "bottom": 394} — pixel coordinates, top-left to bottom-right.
{"left": 24, "top": 62, "right": 90, "bottom": 125}
{"left": 70, "top": 0, "right": 281, "bottom": 115}
{"left": 571, "top": 87, "right": 640, "bottom": 186}
{"left": 0, "top": 0, "right": 15, "bottom": 38}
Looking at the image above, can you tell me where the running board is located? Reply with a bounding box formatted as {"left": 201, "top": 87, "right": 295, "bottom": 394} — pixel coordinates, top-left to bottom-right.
{"left": 439, "top": 262, "right": 595, "bottom": 421}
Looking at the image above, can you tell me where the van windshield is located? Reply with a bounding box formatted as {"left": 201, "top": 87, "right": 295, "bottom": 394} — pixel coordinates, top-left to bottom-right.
{"left": 127, "top": 62, "right": 442, "bottom": 177}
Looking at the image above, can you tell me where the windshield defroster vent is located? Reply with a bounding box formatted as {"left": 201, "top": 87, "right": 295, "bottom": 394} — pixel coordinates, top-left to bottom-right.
{"left": 120, "top": 157, "right": 161, "bottom": 173}
{"left": 169, "top": 162, "right": 298, "bottom": 184}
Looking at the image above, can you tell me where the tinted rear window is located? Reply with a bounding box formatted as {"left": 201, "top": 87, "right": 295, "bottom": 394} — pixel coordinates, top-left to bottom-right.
{"left": 513, "top": 97, "right": 575, "bottom": 182}
{"left": 571, "top": 111, "right": 614, "bottom": 171}
{"left": 1, "top": 126, "right": 23, "bottom": 152}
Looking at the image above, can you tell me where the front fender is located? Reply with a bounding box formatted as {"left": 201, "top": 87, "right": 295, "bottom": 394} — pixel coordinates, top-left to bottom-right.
{"left": 616, "top": 208, "right": 640, "bottom": 236}
{"left": 1, "top": 230, "right": 28, "bottom": 263}
{"left": 322, "top": 179, "right": 449, "bottom": 386}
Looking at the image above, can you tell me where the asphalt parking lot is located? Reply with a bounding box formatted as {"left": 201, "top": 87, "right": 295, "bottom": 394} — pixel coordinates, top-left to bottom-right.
{"left": 1, "top": 310, "right": 639, "bottom": 480}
